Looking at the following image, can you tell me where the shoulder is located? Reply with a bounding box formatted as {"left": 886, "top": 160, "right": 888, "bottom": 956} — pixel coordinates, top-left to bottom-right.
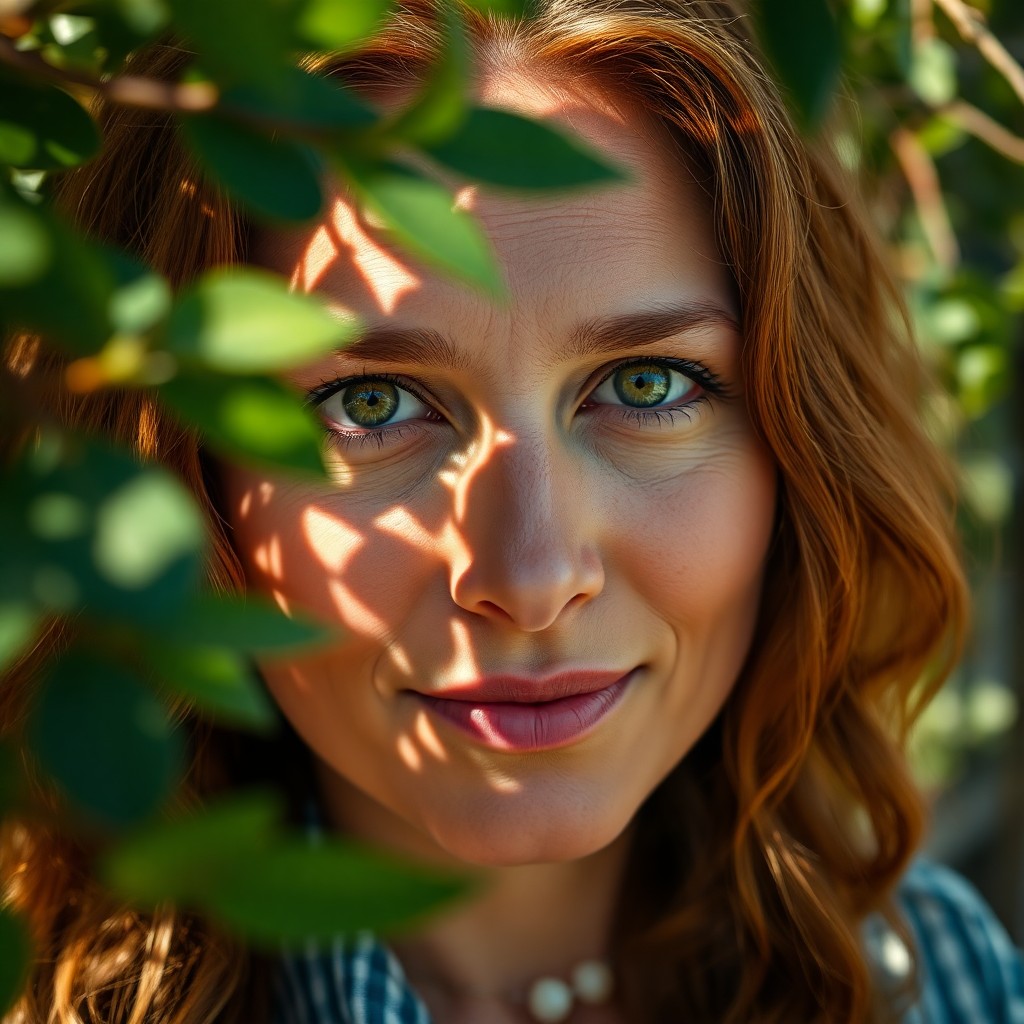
{"left": 866, "top": 859, "right": 1024, "bottom": 1023}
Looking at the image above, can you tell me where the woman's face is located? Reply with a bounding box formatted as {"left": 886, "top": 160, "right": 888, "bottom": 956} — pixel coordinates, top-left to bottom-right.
{"left": 221, "top": 73, "right": 778, "bottom": 867}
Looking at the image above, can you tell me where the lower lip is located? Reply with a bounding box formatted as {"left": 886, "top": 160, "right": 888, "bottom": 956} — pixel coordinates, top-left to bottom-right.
{"left": 411, "top": 673, "right": 634, "bottom": 752}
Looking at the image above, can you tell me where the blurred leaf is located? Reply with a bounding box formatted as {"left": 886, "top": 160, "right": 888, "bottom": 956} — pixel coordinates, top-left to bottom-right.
{"left": 181, "top": 115, "right": 323, "bottom": 222}
{"left": 103, "top": 792, "right": 466, "bottom": 943}
{"left": 107, "top": 252, "right": 172, "bottom": 335}
{"left": 2, "top": 216, "right": 115, "bottom": 353}
{"left": 209, "top": 840, "right": 466, "bottom": 944}
{"left": 0, "top": 73, "right": 100, "bottom": 169}
{"left": 917, "top": 114, "right": 967, "bottom": 158}
{"left": 961, "top": 453, "right": 1013, "bottom": 525}
{"left": 0, "top": 602, "right": 40, "bottom": 675}
{"left": 755, "top": 0, "right": 841, "bottom": 131}
{"left": 222, "top": 69, "right": 378, "bottom": 132}
{"left": 388, "top": 5, "right": 469, "bottom": 146}
{"left": 909, "top": 37, "right": 957, "bottom": 106}
{"left": 159, "top": 592, "right": 334, "bottom": 653}
{"left": 850, "top": 0, "right": 887, "bottom": 30}
{"left": 0, "top": 200, "right": 51, "bottom": 287}
{"left": 0, "top": 906, "right": 31, "bottom": 1018}
{"left": 462, "top": 0, "right": 532, "bottom": 14}
{"left": 426, "top": 107, "right": 625, "bottom": 190}
{"left": 30, "top": 651, "right": 184, "bottom": 826}
{"left": 295, "top": 0, "right": 394, "bottom": 52}
{"left": 102, "top": 791, "right": 280, "bottom": 905}
{"left": 167, "top": 0, "right": 290, "bottom": 84}
{"left": 93, "top": 470, "right": 203, "bottom": 590}
{"left": 150, "top": 644, "right": 276, "bottom": 730}
{"left": 342, "top": 160, "right": 502, "bottom": 294}
{"left": 43, "top": 14, "right": 103, "bottom": 71}
{"left": 1, "top": 438, "right": 204, "bottom": 621}
{"left": 165, "top": 269, "right": 354, "bottom": 373}
{"left": 159, "top": 372, "right": 327, "bottom": 477}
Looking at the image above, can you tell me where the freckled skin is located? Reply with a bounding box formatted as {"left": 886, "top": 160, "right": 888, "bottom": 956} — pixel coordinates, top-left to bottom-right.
{"left": 220, "top": 74, "right": 778, "bottom": 870}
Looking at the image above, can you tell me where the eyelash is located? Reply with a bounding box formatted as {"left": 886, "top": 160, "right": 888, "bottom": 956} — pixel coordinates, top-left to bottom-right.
{"left": 306, "top": 358, "right": 729, "bottom": 449}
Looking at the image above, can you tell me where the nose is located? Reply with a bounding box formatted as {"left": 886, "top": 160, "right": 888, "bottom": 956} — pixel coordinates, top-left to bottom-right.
{"left": 449, "top": 431, "right": 604, "bottom": 632}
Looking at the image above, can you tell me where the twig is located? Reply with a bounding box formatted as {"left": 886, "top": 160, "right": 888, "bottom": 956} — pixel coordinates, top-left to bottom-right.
{"left": 942, "top": 99, "right": 1024, "bottom": 164}
{"left": 890, "top": 125, "right": 960, "bottom": 273}
{"left": 932, "top": 0, "right": 1024, "bottom": 108}
{"left": 0, "top": 34, "right": 218, "bottom": 113}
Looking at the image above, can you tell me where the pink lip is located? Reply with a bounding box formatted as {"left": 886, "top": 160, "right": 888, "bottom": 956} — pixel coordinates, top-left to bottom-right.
{"left": 409, "top": 670, "right": 635, "bottom": 751}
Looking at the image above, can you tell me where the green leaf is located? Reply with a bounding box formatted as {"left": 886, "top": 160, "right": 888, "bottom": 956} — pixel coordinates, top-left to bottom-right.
{"left": 342, "top": 160, "right": 502, "bottom": 294}
{"left": 0, "top": 73, "right": 100, "bottom": 169}
{"left": 0, "top": 201, "right": 52, "bottom": 287}
{"left": 102, "top": 791, "right": 281, "bottom": 905}
{"left": 181, "top": 115, "right": 323, "bottom": 222}
{"left": 102, "top": 793, "right": 466, "bottom": 943}
{"left": 221, "top": 69, "right": 378, "bottom": 132}
{"left": 295, "top": 0, "right": 394, "bottom": 52}
{"left": 159, "top": 592, "right": 334, "bottom": 653}
{"left": 909, "top": 37, "right": 957, "bottom": 107}
{"left": 755, "top": 0, "right": 842, "bottom": 131}
{"left": 1, "top": 438, "right": 204, "bottom": 621}
{"left": 1, "top": 216, "right": 115, "bottom": 353}
{"left": 167, "top": 0, "right": 291, "bottom": 84}
{"left": 159, "top": 372, "right": 327, "bottom": 477}
{"left": 30, "top": 651, "right": 184, "bottom": 827}
{"left": 461, "top": 0, "right": 532, "bottom": 15}
{"left": 165, "top": 269, "right": 356, "bottom": 373}
{"left": 150, "top": 644, "right": 276, "bottom": 730}
{"left": 0, "top": 907, "right": 31, "bottom": 1018}
{"left": 388, "top": 5, "right": 470, "bottom": 146}
{"left": 92, "top": 470, "right": 204, "bottom": 590}
{"left": 426, "top": 107, "right": 626, "bottom": 190}
{"left": 208, "top": 840, "right": 466, "bottom": 945}
{"left": 106, "top": 251, "right": 172, "bottom": 335}
{"left": 0, "top": 602, "right": 40, "bottom": 675}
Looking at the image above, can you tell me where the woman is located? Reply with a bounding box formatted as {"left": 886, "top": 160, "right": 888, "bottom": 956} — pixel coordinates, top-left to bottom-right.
{"left": 3, "top": 1, "right": 1022, "bottom": 1022}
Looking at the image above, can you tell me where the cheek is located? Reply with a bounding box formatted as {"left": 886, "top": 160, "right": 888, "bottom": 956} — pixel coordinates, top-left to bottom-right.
{"left": 608, "top": 443, "right": 778, "bottom": 627}
{"left": 225, "top": 472, "right": 445, "bottom": 645}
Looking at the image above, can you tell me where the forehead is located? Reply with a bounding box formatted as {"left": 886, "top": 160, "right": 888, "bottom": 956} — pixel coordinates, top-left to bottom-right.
{"left": 253, "top": 71, "right": 731, "bottom": 359}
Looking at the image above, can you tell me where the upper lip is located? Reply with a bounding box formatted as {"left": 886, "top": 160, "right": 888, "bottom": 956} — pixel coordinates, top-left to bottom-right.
{"left": 413, "top": 670, "right": 631, "bottom": 704}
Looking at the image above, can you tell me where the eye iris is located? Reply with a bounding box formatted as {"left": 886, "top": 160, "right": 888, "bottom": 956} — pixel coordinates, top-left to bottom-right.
{"left": 613, "top": 363, "right": 670, "bottom": 407}
{"left": 342, "top": 381, "right": 399, "bottom": 426}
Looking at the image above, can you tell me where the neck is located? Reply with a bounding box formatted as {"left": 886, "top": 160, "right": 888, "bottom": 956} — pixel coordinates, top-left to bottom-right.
{"left": 390, "top": 836, "right": 630, "bottom": 999}
{"left": 314, "top": 763, "right": 633, "bottom": 1000}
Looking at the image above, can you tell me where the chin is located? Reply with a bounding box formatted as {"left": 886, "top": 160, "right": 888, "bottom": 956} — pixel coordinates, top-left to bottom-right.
{"left": 422, "top": 792, "right": 634, "bottom": 867}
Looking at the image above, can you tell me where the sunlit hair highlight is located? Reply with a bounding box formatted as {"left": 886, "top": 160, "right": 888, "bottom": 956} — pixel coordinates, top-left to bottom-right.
{"left": 2, "top": 2, "right": 967, "bottom": 1022}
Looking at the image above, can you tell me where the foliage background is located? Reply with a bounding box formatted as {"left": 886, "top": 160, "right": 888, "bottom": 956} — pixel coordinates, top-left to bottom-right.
{"left": 1, "top": 0, "right": 1023, "bottom": 1013}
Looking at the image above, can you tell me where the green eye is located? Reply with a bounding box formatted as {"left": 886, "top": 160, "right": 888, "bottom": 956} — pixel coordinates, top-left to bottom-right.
{"left": 315, "top": 377, "right": 432, "bottom": 433}
{"left": 341, "top": 381, "right": 399, "bottom": 427}
{"left": 612, "top": 363, "right": 671, "bottom": 407}
{"left": 589, "top": 360, "right": 700, "bottom": 411}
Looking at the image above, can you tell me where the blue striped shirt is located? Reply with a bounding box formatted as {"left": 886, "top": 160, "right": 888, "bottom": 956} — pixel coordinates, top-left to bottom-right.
{"left": 273, "top": 860, "right": 1024, "bottom": 1023}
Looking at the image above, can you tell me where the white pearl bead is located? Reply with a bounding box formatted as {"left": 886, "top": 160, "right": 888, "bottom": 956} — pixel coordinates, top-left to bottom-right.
{"left": 571, "top": 960, "right": 614, "bottom": 1004}
{"left": 527, "top": 977, "right": 574, "bottom": 1022}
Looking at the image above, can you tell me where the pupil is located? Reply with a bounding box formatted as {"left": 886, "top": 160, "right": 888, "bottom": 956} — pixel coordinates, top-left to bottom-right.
{"left": 614, "top": 363, "right": 670, "bottom": 407}
{"left": 342, "top": 381, "right": 399, "bottom": 427}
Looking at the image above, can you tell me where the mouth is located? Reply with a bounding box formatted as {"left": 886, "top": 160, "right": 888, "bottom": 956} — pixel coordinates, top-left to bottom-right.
{"left": 408, "top": 669, "right": 637, "bottom": 752}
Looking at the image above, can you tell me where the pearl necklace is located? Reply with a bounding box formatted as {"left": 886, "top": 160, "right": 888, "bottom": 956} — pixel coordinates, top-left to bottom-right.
{"left": 524, "top": 959, "right": 614, "bottom": 1022}
{"left": 414, "top": 958, "right": 614, "bottom": 1023}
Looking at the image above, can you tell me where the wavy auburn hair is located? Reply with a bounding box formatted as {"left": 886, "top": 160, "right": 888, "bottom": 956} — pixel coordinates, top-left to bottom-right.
{"left": 2, "top": 1, "right": 967, "bottom": 1021}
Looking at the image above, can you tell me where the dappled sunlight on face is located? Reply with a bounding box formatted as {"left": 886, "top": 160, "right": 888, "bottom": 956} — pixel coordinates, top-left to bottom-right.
{"left": 220, "top": 71, "right": 778, "bottom": 868}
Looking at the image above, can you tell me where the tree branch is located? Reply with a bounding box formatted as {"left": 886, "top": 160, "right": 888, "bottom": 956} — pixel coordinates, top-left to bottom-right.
{"left": 0, "top": 34, "right": 218, "bottom": 113}
{"left": 932, "top": 0, "right": 1024, "bottom": 108}
{"left": 943, "top": 99, "right": 1024, "bottom": 164}
{"left": 890, "top": 125, "right": 960, "bottom": 273}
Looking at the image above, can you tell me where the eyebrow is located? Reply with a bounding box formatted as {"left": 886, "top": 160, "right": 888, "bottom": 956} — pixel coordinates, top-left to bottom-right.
{"left": 331, "top": 299, "right": 739, "bottom": 369}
